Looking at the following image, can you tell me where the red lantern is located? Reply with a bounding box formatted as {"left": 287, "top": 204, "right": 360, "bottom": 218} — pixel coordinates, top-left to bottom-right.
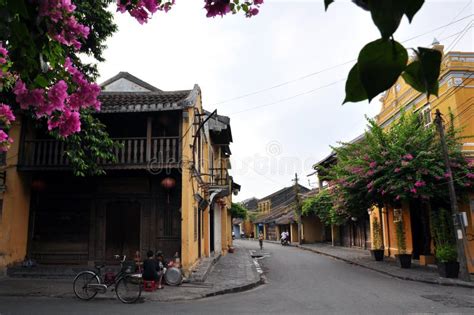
{"left": 161, "top": 177, "right": 176, "bottom": 190}
{"left": 161, "top": 177, "right": 176, "bottom": 203}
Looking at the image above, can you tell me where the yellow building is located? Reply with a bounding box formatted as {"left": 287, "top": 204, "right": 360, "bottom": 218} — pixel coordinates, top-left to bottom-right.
{"left": 0, "top": 72, "right": 238, "bottom": 275}
{"left": 371, "top": 47, "right": 474, "bottom": 272}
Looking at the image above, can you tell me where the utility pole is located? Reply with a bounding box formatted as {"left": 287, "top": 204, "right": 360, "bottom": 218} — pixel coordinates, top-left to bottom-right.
{"left": 293, "top": 173, "right": 302, "bottom": 245}
{"left": 434, "top": 109, "right": 470, "bottom": 282}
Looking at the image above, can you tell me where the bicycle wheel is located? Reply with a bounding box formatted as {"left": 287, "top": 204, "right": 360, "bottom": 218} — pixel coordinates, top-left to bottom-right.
{"left": 73, "top": 271, "right": 100, "bottom": 301}
{"left": 115, "top": 275, "right": 142, "bottom": 304}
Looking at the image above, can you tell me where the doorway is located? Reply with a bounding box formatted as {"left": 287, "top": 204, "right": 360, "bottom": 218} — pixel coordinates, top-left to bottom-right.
{"left": 105, "top": 201, "right": 140, "bottom": 261}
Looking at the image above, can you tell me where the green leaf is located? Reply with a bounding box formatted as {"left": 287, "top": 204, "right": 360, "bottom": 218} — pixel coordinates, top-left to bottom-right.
{"left": 368, "top": 0, "right": 405, "bottom": 39}
{"left": 404, "top": 0, "right": 424, "bottom": 23}
{"left": 402, "top": 61, "right": 424, "bottom": 92}
{"left": 403, "top": 47, "right": 441, "bottom": 98}
{"left": 343, "top": 63, "right": 368, "bottom": 104}
{"left": 418, "top": 47, "right": 441, "bottom": 97}
{"left": 324, "top": 0, "right": 334, "bottom": 10}
{"left": 358, "top": 39, "right": 408, "bottom": 101}
{"left": 34, "top": 75, "right": 49, "bottom": 88}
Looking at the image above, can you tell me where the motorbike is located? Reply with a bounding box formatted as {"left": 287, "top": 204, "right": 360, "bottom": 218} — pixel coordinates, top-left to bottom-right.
{"left": 281, "top": 237, "right": 289, "bottom": 246}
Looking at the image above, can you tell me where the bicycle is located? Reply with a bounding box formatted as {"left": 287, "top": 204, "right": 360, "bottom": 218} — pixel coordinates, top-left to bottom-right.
{"left": 73, "top": 255, "right": 142, "bottom": 304}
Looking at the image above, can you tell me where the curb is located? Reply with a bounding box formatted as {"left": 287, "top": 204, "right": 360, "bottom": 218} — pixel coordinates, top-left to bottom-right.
{"left": 0, "top": 251, "right": 266, "bottom": 302}
{"left": 188, "top": 254, "right": 221, "bottom": 283}
{"left": 296, "top": 245, "right": 474, "bottom": 289}
{"left": 202, "top": 276, "right": 265, "bottom": 299}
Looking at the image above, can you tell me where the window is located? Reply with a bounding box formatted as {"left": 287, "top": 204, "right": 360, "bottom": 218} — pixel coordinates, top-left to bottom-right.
{"left": 418, "top": 105, "right": 432, "bottom": 127}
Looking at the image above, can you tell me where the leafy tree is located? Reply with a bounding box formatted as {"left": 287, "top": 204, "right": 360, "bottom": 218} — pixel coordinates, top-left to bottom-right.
{"left": 301, "top": 189, "right": 347, "bottom": 226}
{"left": 324, "top": 112, "right": 474, "bottom": 211}
{"left": 230, "top": 202, "right": 248, "bottom": 219}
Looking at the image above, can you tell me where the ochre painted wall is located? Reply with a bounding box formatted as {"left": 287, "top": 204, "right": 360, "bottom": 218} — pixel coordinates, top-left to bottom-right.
{"left": 372, "top": 49, "right": 474, "bottom": 272}
{"left": 0, "top": 117, "right": 31, "bottom": 273}
{"left": 302, "top": 215, "right": 325, "bottom": 243}
{"left": 290, "top": 223, "right": 299, "bottom": 243}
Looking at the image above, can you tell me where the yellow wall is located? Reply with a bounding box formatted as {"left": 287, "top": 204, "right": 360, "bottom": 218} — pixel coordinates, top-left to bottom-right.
{"left": 460, "top": 193, "right": 474, "bottom": 272}
{"left": 0, "top": 117, "right": 31, "bottom": 273}
{"left": 372, "top": 49, "right": 474, "bottom": 271}
{"left": 290, "top": 223, "right": 299, "bottom": 243}
{"left": 180, "top": 96, "right": 210, "bottom": 273}
{"left": 302, "top": 216, "right": 325, "bottom": 243}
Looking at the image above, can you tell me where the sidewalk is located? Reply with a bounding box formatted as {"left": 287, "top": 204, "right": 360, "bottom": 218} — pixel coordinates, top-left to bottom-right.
{"left": 297, "top": 242, "right": 474, "bottom": 289}
{"left": 0, "top": 242, "right": 263, "bottom": 302}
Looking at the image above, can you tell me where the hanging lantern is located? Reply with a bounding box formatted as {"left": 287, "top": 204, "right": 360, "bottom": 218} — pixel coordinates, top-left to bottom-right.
{"left": 161, "top": 177, "right": 176, "bottom": 190}
{"left": 161, "top": 177, "right": 176, "bottom": 203}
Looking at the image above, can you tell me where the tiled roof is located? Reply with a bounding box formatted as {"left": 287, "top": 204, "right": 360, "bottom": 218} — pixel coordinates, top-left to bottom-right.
{"left": 100, "top": 72, "right": 162, "bottom": 92}
{"left": 98, "top": 86, "right": 200, "bottom": 113}
{"left": 254, "top": 188, "right": 319, "bottom": 224}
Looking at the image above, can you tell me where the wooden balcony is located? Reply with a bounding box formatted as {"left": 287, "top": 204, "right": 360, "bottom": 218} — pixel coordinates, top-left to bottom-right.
{"left": 18, "top": 137, "right": 181, "bottom": 171}
{"left": 209, "top": 167, "right": 230, "bottom": 187}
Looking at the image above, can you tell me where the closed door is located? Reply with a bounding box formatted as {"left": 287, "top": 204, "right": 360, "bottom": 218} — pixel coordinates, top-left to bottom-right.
{"left": 105, "top": 201, "right": 140, "bottom": 261}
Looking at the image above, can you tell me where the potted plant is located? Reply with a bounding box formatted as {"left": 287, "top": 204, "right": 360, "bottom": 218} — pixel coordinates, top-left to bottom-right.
{"left": 435, "top": 244, "right": 459, "bottom": 278}
{"left": 395, "top": 219, "right": 412, "bottom": 268}
{"left": 370, "top": 217, "right": 384, "bottom": 261}
{"left": 432, "top": 208, "right": 459, "bottom": 278}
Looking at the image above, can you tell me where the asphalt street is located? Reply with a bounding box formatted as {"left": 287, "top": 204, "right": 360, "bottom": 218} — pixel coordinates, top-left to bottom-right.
{"left": 1, "top": 240, "right": 474, "bottom": 314}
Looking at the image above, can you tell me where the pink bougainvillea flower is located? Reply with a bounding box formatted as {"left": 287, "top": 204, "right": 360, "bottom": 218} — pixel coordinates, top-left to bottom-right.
{"left": 48, "top": 109, "right": 81, "bottom": 137}
{"left": 414, "top": 180, "right": 426, "bottom": 187}
{"left": 205, "top": 0, "right": 231, "bottom": 18}
{"left": 246, "top": 7, "right": 259, "bottom": 17}
{"left": 47, "top": 80, "right": 68, "bottom": 113}
{"left": 403, "top": 153, "right": 414, "bottom": 160}
{"left": 143, "top": 0, "right": 159, "bottom": 13}
{"left": 369, "top": 161, "right": 377, "bottom": 168}
{"left": 13, "top": 80, "right": 46, "bottom": 110}
{"left": 0, "top": 130, "right": 13, "bottom": 152}
{"left": 410, "top": 188, "right": 417, "bottom": 194}
{"left": 444, "top": 172, "right": 452, "bottom": 178}
{"left": 395, "top": 195, "right": 400, "bottom": 200}
{"left": 394, "top": 167, "right": 401, "bottom": 173}
{"left": 0, "top": 42, "right": 8, "bottom": 64}
{"left": 467, "top": 173, "right": 474, "bottom": 179}
{"left": 0, "top": 104, "right": 15, "bottom": 125}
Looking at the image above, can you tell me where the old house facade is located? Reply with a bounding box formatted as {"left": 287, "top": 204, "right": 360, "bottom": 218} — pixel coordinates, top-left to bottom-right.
{"left": 0, "top": 72, "right": 238, "bottom": 274}
{"left": 370, "top": 47, "right": 474, "bottom": 271}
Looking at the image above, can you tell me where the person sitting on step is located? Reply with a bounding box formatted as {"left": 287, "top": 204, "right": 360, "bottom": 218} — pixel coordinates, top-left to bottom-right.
{"left": 142, "top": 250, "right": 159, "bottom": 285}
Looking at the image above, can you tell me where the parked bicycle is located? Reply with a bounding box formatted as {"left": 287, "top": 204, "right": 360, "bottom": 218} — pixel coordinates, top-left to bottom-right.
{"left": 73, "top": 255, "right": 142, "bottom": 304}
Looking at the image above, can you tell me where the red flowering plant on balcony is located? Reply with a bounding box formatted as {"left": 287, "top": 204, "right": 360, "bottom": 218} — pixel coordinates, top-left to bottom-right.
{"left": 323, "top": 112, "right": 474, "bottom": 218}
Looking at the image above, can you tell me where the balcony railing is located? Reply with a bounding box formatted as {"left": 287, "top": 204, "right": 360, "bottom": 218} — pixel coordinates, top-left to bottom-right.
{"left": 19, "top": 137, "right": 181, "bottom": 170}
{"left": 209, "top": 167, "right": 229, "bottom": 187}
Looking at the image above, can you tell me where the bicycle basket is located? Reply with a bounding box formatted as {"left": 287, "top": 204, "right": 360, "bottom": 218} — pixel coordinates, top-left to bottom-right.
{"left": 121, "top": 260, "right": 136, "bottom": 274}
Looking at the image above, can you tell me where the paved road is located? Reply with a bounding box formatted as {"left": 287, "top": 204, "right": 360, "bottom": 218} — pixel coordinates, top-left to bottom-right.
{"left": 1, "top": 240, "right": 474, "bottom": 314}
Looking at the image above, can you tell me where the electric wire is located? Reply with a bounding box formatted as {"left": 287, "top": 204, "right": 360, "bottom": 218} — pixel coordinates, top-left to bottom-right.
{"left": 209, "top": 14, "right": 474, "bottom": 107}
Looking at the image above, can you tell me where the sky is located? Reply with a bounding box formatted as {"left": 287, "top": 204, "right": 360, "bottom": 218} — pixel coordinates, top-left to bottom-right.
{"left": 97, "top": 0, "right": 474, "bottom": 202}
